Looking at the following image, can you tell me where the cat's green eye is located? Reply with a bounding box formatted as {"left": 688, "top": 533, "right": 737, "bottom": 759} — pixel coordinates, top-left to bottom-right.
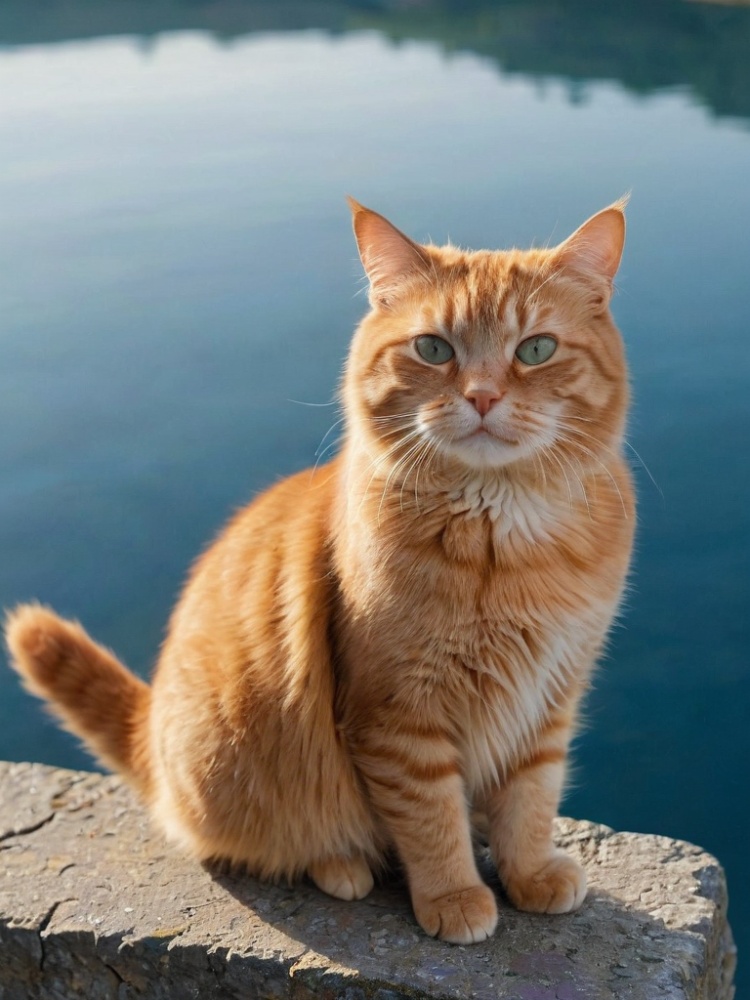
{"left": 515, "top": 335, "right": 558, "bottom": 366}
{"left": 415, "top": 334, "right": 455, "bottom": 365}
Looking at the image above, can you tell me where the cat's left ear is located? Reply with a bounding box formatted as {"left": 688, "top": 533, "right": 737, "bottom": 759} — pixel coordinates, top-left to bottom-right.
{"left": 553, "top": 199, "right": 627, "bottom": 289}
{"left": 347, "top": 197, "right": 432, "bottom": 308}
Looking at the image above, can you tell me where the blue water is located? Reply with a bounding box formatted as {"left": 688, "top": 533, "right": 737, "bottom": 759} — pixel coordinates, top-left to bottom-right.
{"left": 1, "top": 2, "right": 748, "bottom": 989}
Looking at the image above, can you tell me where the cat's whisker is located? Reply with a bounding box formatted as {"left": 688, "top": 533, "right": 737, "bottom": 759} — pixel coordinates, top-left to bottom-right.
{"left": 427, "top": 435, "right": 448, "bottom": 498}
{"left": 377, "top": 447, "right": 414, "bottom": 525}
{"left": 311, "top": 438, "right": 344, "bottom": 476}
{"left": 554, "top": 421, "right": 618, "bottom": 459}
{"left": 623, "top": 440, "right": 663, "bottom": 498}
{"left": 557, "top": 449, "right": 593, "bottom": 519}
{"left": 371, "top": 422, "right": 423, "bottom": 435}
{"left": 571, "top": 447, "right": 599, "bottom": 506}
{"left": 289, "top": 398, "right": 339, "bottom": 408}
{"left": 395, "top": 440, "right": 424, "bottom": 512}
{"left": 414, "top": 434, "right": 444, "bottom": 509}
{"left": 357, "top": 428, "right": 425, "bottom": 517}
{"left": 411, "top": 433, "right": 442, "bottom": 508}
{"left": 374, "top": 423, "right": 422, "bottom": 441}
{"left": 556, "top": 418, "right": 655, "bottom": 501}
{"left": 555, "top": 421, "right": 624, "bottom": 469}
{"left": 380, "top": 435, "right": 429, "bottom": 524}
{"left": 411, "top": 447, "right": 430, "bottom": 512}
{"left": 370, "top": 407, "right": 424, "bottom": 420}
{"left": 311, "top": 415, "right": 348, "bottom": 478}
{"left": 556, "top": 434, "right": 628, "bottom": 520}
{"left": 555, "top": 429, "right": 629, "bottom": 510}
{"left": 358, "top": 448, "right": 408, "bottom": 510}
{"left": 539, "top": 444, "right": 575, "bottom": 509}
{"left": 531, "top": 450, "right": 548, "bottom": 494}
{"left": 399, "top": 438, "right": 433, "bottom": 514}
{"left": 315, "top": 417, "right": 346, "bottom": 458}
{"left": 555, "top": 421, "right": 610, "bottom": 450}
{"left": 361, "top": 427, "right": 423, "bottom": 475}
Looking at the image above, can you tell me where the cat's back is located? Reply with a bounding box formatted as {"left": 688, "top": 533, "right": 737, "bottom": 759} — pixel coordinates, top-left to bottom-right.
{"left": 175, "top": 457, "right": 337, "bottom": 613}
{"left": 152, "top": 457, "right": 342, "bottom": 714}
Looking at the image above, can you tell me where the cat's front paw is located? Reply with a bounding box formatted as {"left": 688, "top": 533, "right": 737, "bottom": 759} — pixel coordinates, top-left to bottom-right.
{"left": 309, "top": 855, "right": 374, "bottom": 901}
{"left": 503, "top": 850, "right": 586, "bottom": 914}
{"left": 413, "top": 883, "right": 498, "bottom": 944}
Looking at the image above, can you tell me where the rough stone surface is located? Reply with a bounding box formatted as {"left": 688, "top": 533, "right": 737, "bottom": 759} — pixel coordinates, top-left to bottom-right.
{"left": 0, "top": 761, "right": 735, "bottom": 1000}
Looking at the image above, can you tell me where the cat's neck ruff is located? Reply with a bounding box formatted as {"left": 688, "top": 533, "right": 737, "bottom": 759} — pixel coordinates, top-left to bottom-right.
{"left": 446, "top": 468, "right": 570, "bottom": 545}
{"left": 344, "top": 436, "right": 591, "bottom": 547}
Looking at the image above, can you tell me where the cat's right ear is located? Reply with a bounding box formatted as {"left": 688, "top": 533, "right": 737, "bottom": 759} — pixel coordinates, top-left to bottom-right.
{"left": 347, "top": 198, "right": 431, "bottom": 308}
{"left": 552, "top": 199, "right": 628, "bottom": 290}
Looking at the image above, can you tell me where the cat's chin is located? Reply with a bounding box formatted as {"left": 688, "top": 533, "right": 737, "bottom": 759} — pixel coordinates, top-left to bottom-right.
{"left": 442, "top": 431, "right": 531, "bottom": 472}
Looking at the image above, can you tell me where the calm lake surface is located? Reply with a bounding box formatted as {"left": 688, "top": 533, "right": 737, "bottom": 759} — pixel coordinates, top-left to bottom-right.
{"left": 1, "top": 0, "right": 748, "bottom": 987}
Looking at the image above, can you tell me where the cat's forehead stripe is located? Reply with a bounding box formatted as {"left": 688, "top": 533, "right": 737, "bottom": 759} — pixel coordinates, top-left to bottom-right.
{"left": 443, "top": 286, "right": 469, "bottom": 334}
{"left": 442, "top": 292, "right": 455, "bottom": 334}
{"left": 439, "top": 288, "right": 530, "bottom": 349}
{"left": 498, "top": 292, "right": 520, "bottom": 338}
{"left": 433, "top": 254, "right": 547, "bottom": 342}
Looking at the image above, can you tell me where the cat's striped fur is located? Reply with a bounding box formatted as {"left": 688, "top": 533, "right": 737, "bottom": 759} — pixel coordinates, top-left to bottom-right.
{"left": 6, "top": 198, "right": 634, "bottom": 943}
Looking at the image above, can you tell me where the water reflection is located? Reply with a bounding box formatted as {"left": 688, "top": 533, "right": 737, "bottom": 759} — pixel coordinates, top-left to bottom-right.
{"left": 2, "top": 0, "right": 750, "bottom": 121}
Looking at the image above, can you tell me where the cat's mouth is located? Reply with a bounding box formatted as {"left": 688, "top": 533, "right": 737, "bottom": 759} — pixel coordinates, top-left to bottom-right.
{"left": 463, "top": 426, "right": 520, "bottom": 447}
{"left": 443, "top": 425, "right": 529, "bottom": 469}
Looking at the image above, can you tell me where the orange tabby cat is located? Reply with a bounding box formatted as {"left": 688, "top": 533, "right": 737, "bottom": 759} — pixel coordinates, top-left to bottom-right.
{"left": 5, "top": 198, "right": 634, "bottom": 944}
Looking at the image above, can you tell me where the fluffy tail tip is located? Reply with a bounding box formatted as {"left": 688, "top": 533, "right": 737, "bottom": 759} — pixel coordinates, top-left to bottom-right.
{"left": 4, "top": 603, "right": 78, "bottom": 692}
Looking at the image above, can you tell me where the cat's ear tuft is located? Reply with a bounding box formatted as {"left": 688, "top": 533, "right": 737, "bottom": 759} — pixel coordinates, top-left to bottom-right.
{"left": 347, "top": 198, "right": 431, "bottom": 308}
{"left": 554, "top": 198, "right": 628, "bottom": 287}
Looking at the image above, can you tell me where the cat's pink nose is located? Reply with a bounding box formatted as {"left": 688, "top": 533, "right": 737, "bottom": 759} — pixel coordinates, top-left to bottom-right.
{"left": 465, "top": 388, "right": 502, "bottom": 417}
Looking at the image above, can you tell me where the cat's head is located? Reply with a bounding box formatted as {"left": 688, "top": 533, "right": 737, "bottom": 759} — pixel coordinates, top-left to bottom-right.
{"left": 343, "top": 199, "right": 629, "bottom": 481}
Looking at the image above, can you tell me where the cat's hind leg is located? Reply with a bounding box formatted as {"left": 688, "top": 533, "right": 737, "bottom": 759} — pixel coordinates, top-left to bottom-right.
{"left": 308, "top": 854, "right": 374, "bottom": 901}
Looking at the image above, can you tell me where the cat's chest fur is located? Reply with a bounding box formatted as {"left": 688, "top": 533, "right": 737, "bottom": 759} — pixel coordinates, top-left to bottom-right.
{"left": 437, "top": 598, "right": 602, "bottom": 794}
{"left": 373, "top": 478, "right": 616, "bottom": 792}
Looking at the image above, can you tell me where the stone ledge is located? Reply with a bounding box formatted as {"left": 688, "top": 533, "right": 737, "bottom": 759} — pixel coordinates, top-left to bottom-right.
{"left": 0, "top": 761, "right": 736, "bottom": 1000}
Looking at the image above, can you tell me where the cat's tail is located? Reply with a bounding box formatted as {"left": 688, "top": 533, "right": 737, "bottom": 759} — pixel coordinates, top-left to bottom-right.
{"left": 4, "top": 604, "right": 152, "bottom": 796}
